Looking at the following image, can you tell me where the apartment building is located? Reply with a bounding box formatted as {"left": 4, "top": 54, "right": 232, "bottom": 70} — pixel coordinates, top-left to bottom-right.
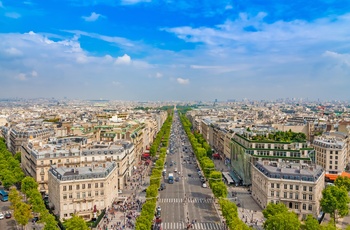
{"left": 230, "top": 129, "right": 314, "bottom": 185}
{"left": 21, "top": 137, "right": 134, "bottom": 194}
{"left": 313, "top": 133, "right": 348, "bottom": 179}
{"left": 9, "top": 126, "right": 54, "bottom": 154}
{"left": 251, "top": 161, "right": 324, "bottom": 219}
{"left": 48, "top": 162, "right": 118, "bottom": 221}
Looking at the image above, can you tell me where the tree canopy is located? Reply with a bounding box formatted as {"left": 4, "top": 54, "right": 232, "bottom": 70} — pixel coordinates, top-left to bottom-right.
{"left": 64, "top": 215, "right": 89, "bottom": 230}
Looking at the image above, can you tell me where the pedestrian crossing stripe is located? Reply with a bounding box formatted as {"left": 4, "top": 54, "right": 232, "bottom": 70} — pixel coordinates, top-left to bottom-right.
{"left": 158, "top": 198, "right": 214, "bottom": 203}
{"left": 162, "top": 222, "right": 225, "bottom": 230}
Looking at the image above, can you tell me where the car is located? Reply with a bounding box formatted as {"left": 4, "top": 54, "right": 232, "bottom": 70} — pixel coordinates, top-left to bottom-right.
{"left": 118, "top": 190, "right": 123, "bottom": 194}
{"left": 155, "top": 206, "right": 161, "bottom": 218}
{"left": 141, "top": 189, "right": 147, "bottom": 193}
{"left": 0, "top": 213, "right": 4, "bottom": 220}
{"left": 188, "top": 174, "right": 192, "bottom": 177}
{"left": 174, "top": 168, "right": 178, "bottom": 173}
{"left": 200, "top": 177, "right": 206, "bottom": 183}
{"left": 5, "top": 212, "right": 11, "bottom": 219}
{"left": 175, "top": 177, "right": 180, "bottom": 182}
{"left": 202, "top": 183, "right": 207, "bottom": 188}
{"left": 158, "top": 183, "right": 166, "bottom": 191}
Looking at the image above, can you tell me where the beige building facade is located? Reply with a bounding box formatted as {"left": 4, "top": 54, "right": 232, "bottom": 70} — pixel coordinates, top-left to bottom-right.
{"left": 48, "top": 162, "right": 118, "bottom": 221}
{"left": 251, "top": 161, "right": 325, "bottom": 219}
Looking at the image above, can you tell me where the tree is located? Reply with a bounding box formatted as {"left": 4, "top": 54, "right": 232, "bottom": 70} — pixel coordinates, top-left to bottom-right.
{"left": 334, "top": 176, "right": 350, "bottom": 192}
{"left": 9, "top": 187, "right": 21, "bottom": 210}
{"left": 14, "top": 202, "right": 33, "bottom": 229}
{"left": 21, "top": 176, "right": 39, "bottom": 195}
{"left": 64, "top": 215, "right": 89, "bottom": 230}
{"left": 302, "top": 215, "right": 320, "bottom": 230}
{"left": 320, "top": 185, "right": 349, "bottom": 224}
{"left": 262, "top": 202, "right": 289, "bottom": 219}
{"left": 14, "top": 152, "right": 21, "bottom": 163}
{"left": 264, "top": 211, "right": 300, "bottom": 230}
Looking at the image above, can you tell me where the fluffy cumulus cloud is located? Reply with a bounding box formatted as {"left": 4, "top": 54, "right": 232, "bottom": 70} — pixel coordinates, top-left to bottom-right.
{"left": 176, "top": 78, "right": 189, "bottom": 85}
{"left": 0, "top": 32, "right": 163, "bottom": 99}
{"left": 82, "top": 12, "right": 103, "bottom": 22}
{"left": 115, "top": 54, "right": 131, "bottom": 65}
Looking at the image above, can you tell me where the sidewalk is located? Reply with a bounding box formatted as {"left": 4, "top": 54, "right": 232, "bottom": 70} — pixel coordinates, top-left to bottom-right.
{"left": 95, "top": 164, "right": 152, "bottom": 230}
{"left": 213, "top": 158, "right": 265, "bottom": 230}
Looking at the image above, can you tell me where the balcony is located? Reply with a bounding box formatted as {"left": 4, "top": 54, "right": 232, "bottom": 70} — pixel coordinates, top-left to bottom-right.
{"left": 73, "top": 197, "right": 94, "bottom": 203}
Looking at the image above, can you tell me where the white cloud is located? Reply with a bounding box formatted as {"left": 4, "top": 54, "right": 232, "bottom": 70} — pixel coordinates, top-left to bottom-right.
{"left": 31, "top": 71, "right": 38, "bottom": 77}
{"left": 82, "top": 12, "right": 103, "bottom": 22}
{"left": 156, "top": 72, "right": 163, "bottom": 78}
{"left": 176, "top": 78, "right": 189, "bottom": 85}
{"left": 112, "top": 81, "right": 121, "bottom": 86}
{"left": 121, "top": 0, "right": 151, "bottom": 5}
{"left": 5, "top": 12, "right": 21, "bottom": 19}
{"left": 15, "top": 73, "right": 27, "bottom": 81}
{"left": 115, "top": 54, "right": 131, "bottom": 65}
{"left": 323, "top": 51, "right": 350, "bottom": 66}
{"left": 5, "top": 47, "right": 22, "bottom": 56}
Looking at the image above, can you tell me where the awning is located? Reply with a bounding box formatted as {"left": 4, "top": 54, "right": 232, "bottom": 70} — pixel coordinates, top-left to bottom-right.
{"left": 325, "top": 174, "right": 338, "bottom": 181}
{"left": 142, "top": 153, "right": 150, "bottom": 158}
{"left": 341, "top": 172, "right": 350, "bottom": 178}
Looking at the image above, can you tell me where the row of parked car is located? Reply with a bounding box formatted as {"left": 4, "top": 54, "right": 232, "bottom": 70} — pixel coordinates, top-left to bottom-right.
{"left": 0, "top": 211, "right": 11, "bottom": 220}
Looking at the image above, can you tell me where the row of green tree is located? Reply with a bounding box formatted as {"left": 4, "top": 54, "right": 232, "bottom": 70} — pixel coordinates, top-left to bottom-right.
{"left": 179, "top": 114, "right": 249, "bottom": 230}
{"left": 135, "top": 112, "right": 173, "bottom": 230}
{"left": 149, "top": 113, "right": 173, "bottom": 157}
{"left": 0, "top": 138, "right": 58, "bottom": 229}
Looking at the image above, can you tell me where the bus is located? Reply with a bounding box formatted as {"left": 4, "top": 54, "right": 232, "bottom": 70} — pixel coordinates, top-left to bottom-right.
{"left": 0, "top": 190, "right": 8, "bottom": 202}
{"left": 168, "top": 173, "right": 174, "bottom": 184}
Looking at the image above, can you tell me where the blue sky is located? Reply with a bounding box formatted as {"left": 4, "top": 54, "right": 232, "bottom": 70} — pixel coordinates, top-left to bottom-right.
{"left": 0, "top": 0, "right": 349, "bottom": 101}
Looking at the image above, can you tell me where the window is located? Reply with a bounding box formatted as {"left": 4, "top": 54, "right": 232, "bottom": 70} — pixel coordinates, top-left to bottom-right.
{"left": 295, "top": 194, "right": 299, "bottom": 199}
{"left": 309, "top": 195, "right": 313, "bottom": 201}
{"left": 76, "top": 192, "right": 80, "bottom": 199}
{"left": 82, "top": 184, "right": 85, "bottom": 189}
{"left": 303, "top": 204, "right": 306, "bottom": 210}
{"left": 276, "top": 192, "right": 280, "bottom": 197}
{"left": 335, "top": 156, "right": 338, "bottom": 160}
{"left": 309, "top": 187, "right": 313, "bottom": 192}
{"left": 290, "top": 185, "right": 293, "bottom": 190}
{"left": 100, "top": 191, "right": 104, "bottom": 196}
{"left": 271, "top": 183, "right": 274, "bottom": 189}
{"left": 271, "top": 191, "right": 274, "bottom": 196}
{"left": 88, "top": 191, "right": 91, "bottom": 197}
{"left": 76, "top": 185, "right": 80, "bottom": 190}
{"left": 308, "top": 204, "right": 312, "bottom": 211}
{"left": 66, "top": 159, "right": 69, "bottom": 163}
{"left": 95, "top": 183, "right": 98, "bottom": 188}
{"left": 92, "top": 157, "right": 95, "bottom": 161}
{"left": 289, "top": 193, "right": 293, "bottom": 199}
{"left": 69, "top": 185, "right": 72, "bottom": 191}
{"left": 330, "top": 161, "right": 333, "bottom": 164}
{"left": 100, "top": 182, "right": 104, "bottom": 188}
{"left": 335, "top": 161, "right": 338, "bottom": 165}
{"left": 82, "top": 192, "right": 86, "bottom": 198}
{"left": 88, "top": 183, "right": 91, "bottom": 189}
{"left": 295, "top": 203, "right": 299, "bottom": 209}
{"left": 95, "top": 191, "right": 99, "bottom": 196}
{"left": 296, "top": 185, "right": 299, "bottom": 190}
{"left": 63, "top": 194, "right": 67, "bottom": 200}
{"left": 284, "top": 184, "right": 287, "bottom": 189}
{"left": 63, "top": 186, "right": 67, "bottom": 191}
{"left": 303, "top": 194, "right": 306, "bottom": 200}
{"left": 41, "top": 161, "right": 44, "bottom": 165}
{"left": 41, "top": 176, "right": 44, "bottom": 181}
{"left": 284, "top": 192, "right": 287, "bottom": 198}
{"left": 69, "top": 193, "right": 73, "bottom": 199}
{"left": 303, "top": 186, "right": 307, "bottom": 191}
{"left": 276, "top": 183, "right": 280, "bottom": 189}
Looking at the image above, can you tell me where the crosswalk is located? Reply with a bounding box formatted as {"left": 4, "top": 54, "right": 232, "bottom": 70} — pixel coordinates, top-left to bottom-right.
{"left": 158, "top": 198, "right": 214, "bottom": 203}
{"left": 162, "top": 222, "right": 224, "bottom": 230}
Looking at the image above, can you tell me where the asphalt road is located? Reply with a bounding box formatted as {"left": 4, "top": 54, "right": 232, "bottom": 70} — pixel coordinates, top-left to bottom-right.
{"left": 158, "top": 112, "right": 223, "bottom": 230}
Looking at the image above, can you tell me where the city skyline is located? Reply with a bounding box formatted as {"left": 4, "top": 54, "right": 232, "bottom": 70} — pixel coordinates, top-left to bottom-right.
{"left": 0, "top": 0, "right": 349, "bottom": 101}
